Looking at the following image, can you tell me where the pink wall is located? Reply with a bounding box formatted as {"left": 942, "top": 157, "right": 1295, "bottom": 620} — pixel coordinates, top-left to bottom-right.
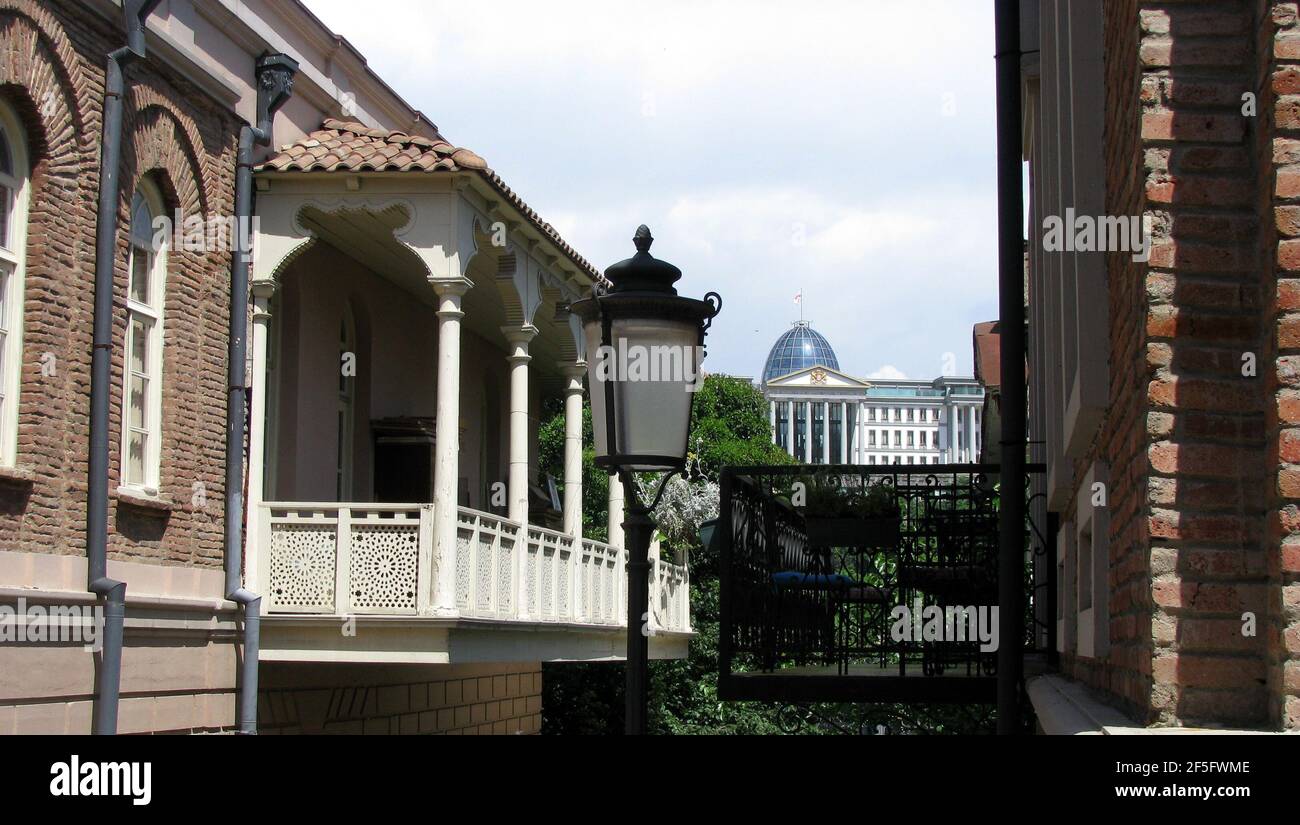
{"left": 272, "top": 244, "right": 515, "bottom": 511}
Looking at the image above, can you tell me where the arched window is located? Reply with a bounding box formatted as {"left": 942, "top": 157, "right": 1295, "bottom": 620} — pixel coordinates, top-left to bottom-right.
{"left": 0, "top": 101, "right": 29, "bottom": 467}
{"left": 336, "top": 304, "right": 356, "bottom": 500}
{"left": 120, "top": 180, "right": 166, "bottom": 492}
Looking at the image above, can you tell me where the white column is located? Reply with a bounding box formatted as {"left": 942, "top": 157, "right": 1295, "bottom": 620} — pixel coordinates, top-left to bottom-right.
{"left": 803, "top": 401, "right": 812, "bottom": 463}
{"left": 856, "top": 402, "right": 864, "bottom": 463}
{"left": 561, "top": 361, "right": 585, "bottom": 538}
{"left": 607, "top": 471, "right": 625, "bottom": 548}
{"left": 432, "top": 278, "right": 472, "bottom": 614}
{"left": 769, "top": 400, "right": 776, "bottom": 443}
{"left": 502, "top": 325, "right": 538, "bottom": 525}
{"left": 951, "top": 407, "right": 961, "bottom": 465}
{"left": 785, "top": 400, "right": 795, "bottom": 457}
{"left": 839, "top": 401, "right": 847, "bottom": 464}
{"left": 966, "top": 404, "right": 977, "bottom": 462}
{"left": 821, "top": 402, "right": 830, "bottom": 463}
{"left": 245, "top": 280, "right": 275, "bottom": 593}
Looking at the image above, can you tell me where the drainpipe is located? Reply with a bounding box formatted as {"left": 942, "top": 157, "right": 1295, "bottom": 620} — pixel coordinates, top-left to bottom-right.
{"left": 88, "top": 0, "right": 163, "bottom": 737}
{"left": 994, "top": 0, "right": 1026, "bottom": 734}
{"left": 226, "top": 53, "right": 297, "bottom": 734}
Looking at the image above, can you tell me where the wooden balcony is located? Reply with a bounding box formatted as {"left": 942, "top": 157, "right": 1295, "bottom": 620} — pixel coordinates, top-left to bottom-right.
{"left": 255, "top": 503, "right": 690, "bottom": 663}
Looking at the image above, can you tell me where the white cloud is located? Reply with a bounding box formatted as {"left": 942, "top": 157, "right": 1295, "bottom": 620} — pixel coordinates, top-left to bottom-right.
{"left": 300, "top": 0, "right": 999, "bottom": 380}
{"left": 868, "top": 365, "right": 908, "bottom": 380}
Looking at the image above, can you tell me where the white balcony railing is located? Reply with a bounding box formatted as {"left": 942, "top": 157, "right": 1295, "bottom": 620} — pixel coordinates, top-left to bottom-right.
{"left": 258, "top": 502, "right": 690, "bottom": 634}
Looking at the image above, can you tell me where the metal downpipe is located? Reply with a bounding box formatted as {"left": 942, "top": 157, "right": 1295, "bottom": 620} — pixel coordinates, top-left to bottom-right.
{"left": 87, "top": 0, "right": 162, "bottom": 736}
{"left": 225, "top": 54, "right": 297, "bottom": 734}
{"left": 994, "top": 0, "right": 1027, "bottom": 734}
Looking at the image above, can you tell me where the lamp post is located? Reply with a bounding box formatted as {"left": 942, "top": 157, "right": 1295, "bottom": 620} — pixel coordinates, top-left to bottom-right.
{"left": 570, "top": 225, "right": 720, "bottom": 735}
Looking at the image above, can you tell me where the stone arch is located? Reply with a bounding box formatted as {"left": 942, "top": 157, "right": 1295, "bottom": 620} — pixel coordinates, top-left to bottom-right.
{"left": 125, "top": 104, "right": 210, "bottom": 222}
{"left": 259, "top": 236, "right": 319, "bottom": 287}
{"left": 126, "top": 85, "right": 222, "bottom": 212}
{"left": 0, "top": 1, "right": 91, "bottom": 147}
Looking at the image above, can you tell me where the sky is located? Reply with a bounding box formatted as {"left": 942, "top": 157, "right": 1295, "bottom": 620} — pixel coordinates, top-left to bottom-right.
{"left": 301, "top": 0, "right": 999, "bottom": 381}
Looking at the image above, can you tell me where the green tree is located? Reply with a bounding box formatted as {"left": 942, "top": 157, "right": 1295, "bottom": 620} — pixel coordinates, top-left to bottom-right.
{"left": 540, "top": 374, "right": 792, "bottom": 734}
{"left": 539, "top": 374, "right": 996, "bottom": 734}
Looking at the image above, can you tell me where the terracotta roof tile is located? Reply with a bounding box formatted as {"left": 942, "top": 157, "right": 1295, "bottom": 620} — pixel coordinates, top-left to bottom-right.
{"left": 258, "top": 118, "right": 604, "bottom": 284}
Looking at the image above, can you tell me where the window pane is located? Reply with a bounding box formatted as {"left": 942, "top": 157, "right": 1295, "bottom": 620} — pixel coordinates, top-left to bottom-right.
{"left": 130, "top": 317, "right": 149, "bottom": 373}
{"left": 127, "top": 430, "right": 146, "bottom": 485}
{"left": 0, "top": 185, "right": 10, "bottom": 250}
{"left": 129, "top": 372, "right": 147, "bottom": 430}
{"left": 0, "top": 264, "right": 9, "bottom": 328}
{"left": 131, "top": 191, "right": 154, "bottom": 248}
{"left": 130, "top": 250, "right": 151, "bottom": 305}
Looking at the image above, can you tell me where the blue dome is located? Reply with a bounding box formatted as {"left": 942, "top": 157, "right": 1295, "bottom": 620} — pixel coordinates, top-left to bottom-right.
{"left": 763, "top": 322, "right": 840, "bottom": 383}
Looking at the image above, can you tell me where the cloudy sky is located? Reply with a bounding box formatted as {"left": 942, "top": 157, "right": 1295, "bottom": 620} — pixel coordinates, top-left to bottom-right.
{"left": 302, "top": 0, "right": 999, "bottom": 381}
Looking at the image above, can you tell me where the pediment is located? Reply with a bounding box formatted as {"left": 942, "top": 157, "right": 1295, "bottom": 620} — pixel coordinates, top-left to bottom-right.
{"left": 766, "top": 365, "right": 870, "bottom": 389}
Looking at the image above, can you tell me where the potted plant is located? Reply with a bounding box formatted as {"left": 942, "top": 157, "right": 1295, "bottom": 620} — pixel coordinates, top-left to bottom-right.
{"left": 801, "top": 477, "right": 901, "bottom": 548}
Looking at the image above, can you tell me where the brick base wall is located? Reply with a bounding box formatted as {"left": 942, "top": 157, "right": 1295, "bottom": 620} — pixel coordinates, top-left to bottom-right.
{"left": 258, "top": 662, "right": 544, "bottom": 735}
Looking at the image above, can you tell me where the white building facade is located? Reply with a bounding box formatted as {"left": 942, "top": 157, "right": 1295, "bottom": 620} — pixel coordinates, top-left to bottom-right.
{"left": 761, "top": 323, "right": 985, "bottom": 466}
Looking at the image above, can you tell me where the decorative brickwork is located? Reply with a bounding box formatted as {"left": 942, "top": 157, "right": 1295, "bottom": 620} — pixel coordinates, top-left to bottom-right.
{"left": 0, "top": 0, "right": 238, "bottom": 569}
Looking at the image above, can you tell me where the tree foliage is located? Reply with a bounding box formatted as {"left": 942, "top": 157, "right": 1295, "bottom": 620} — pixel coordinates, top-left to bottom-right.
{"left": 539, "top": 374, "right": 995, "bottom": 734}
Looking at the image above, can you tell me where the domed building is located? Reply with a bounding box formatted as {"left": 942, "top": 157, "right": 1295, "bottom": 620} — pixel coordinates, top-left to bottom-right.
{"left": 760, "top": 322, "right": 984, "bottom": 466}
{"left": 762, "top": 322, "right": 841, "bottom": 383}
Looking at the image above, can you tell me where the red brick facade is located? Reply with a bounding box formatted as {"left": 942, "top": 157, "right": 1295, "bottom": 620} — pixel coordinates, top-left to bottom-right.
{"left": 1047, "top": 0, "right": 1297, "bottom": 729}
{"left": 0, "top": 0, "right": 237, "bottom": 567}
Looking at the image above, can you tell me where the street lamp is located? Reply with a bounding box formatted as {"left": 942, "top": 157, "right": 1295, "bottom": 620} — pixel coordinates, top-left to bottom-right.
{"left": 570, "top": 225, "right": 720, "bottom": 735}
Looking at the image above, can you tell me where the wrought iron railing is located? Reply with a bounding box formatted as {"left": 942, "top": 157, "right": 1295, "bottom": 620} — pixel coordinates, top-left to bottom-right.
{"left": 719, "top": 464, "right": 1048, "bottom": 684}
{"left": 257, "top": 502, "right": 690, "bottom": 633}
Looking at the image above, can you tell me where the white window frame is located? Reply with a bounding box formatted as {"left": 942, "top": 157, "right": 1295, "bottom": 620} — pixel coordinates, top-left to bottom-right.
{"left": 1075, "top": 462, "right": 1110, "bottom": 658}
{"left": 119, "top": 180, "right": 166, "bottom": 494}
{"left": 0, "top": 103, "right": 28, "bottom": 469}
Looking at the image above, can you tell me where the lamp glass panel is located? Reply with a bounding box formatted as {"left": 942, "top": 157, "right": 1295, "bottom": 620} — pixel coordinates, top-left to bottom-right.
{"left": 583, "top": 314, "right": 700, "bottom": 470}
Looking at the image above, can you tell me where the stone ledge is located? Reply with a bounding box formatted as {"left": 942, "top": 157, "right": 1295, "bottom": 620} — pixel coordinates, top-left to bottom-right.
{"left": 0, "top": 465, "right": 35, "bottom": 487}
{"left": 115, "top": 486, "right": 175, "bottom": 513}
{"left": 1028, "top": 674, "right": 1292, "bottom": 735}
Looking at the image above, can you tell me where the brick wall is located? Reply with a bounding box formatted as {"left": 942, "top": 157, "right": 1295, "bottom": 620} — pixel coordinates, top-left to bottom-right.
{"left": 0, "top": 0, "right": 242, "bottom": 734}
{"left": 1269, "top": 0, "right": 1300, "bottom": 729}
{"left": 1137, "top": 0, "right": 1270, "bottom": 728}
{"left": 258, "top": 663, "right": 544, "bottom": 735}
{"left": 1052, "top": 0, "right": 1300, "bottom": 729}
{"left": 0, "top": 0, "right": 238, "bottom": 567}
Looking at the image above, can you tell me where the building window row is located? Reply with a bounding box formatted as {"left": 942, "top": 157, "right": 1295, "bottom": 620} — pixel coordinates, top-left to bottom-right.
{"left": 866, "top": 406, "right": 941, "bottom": 423}
{"left": 865, "top": 455, "right": 941, "bottom": 465}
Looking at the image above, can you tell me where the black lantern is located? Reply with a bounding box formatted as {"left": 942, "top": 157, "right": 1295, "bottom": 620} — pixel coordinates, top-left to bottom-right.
{"left": 570, "top": 226, "right": 720, "bottom": 735}
{"left": 571, "top": 226, "right": 720, "bottom": 472}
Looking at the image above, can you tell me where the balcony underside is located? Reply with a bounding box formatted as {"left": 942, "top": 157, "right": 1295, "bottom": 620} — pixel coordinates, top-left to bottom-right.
{"left": 720, "top": 665, "right": 995, "bottom": 703}
{"left": 261, "top": 615, "right": 691, "bottom": 664}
